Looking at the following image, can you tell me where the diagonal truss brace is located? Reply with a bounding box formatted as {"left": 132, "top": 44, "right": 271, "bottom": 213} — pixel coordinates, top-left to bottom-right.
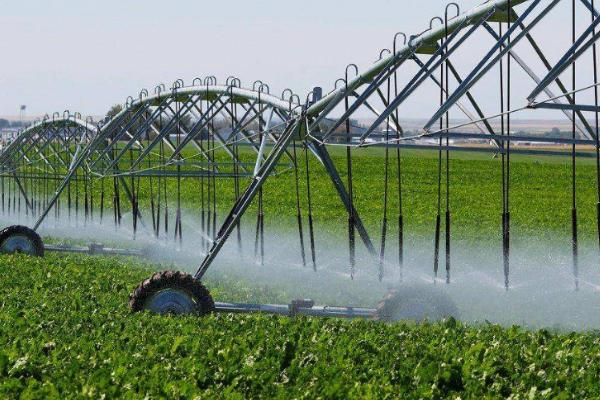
{"left": 424, "top": 0, "right": 559, "bottom": 131}
{"left": 528, "top": 13, "right": 600, "bottom": 102}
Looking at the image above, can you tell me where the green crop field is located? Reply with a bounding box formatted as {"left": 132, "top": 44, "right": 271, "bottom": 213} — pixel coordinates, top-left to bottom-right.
{"left": 2, "top": 254, "right": 600, "bottom": 399}
{"left": 3, "top": 150, "right": 600, "bottom": 398}
{"left": 33, "top": 146, "right": 600, "bottom": 244}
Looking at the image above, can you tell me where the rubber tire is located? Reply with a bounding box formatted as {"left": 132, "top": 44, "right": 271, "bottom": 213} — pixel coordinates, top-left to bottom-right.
{"left": 0, "top": 225, "right": 44, "bottom": 257}
{"left": 129, "top": 270, "right": 215, "bottom": 316}
{"left": 375, "top": 285, "right": 459, "bottom": 322}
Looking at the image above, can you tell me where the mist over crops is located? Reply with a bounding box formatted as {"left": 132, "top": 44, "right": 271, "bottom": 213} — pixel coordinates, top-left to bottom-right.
{"left": 6, "top": 204, "right": 600, "bottom": 332}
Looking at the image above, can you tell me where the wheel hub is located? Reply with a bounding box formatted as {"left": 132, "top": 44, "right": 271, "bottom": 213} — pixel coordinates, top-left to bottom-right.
{"left": 144, "top": 289, "right": 198, "bottom": 315}
{"left": 1, "top": 234, "right": 36, "bottom": 255}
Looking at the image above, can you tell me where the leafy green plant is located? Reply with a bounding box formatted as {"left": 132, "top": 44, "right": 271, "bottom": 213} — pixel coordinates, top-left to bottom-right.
{"left": 1, "top": 253, "right": 600, "bottom": 399}
{"left": 3, "top": 150, "right": 600, "bottom": 398}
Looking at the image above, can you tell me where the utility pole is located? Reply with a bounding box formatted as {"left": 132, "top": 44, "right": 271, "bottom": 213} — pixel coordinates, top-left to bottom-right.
{"left": 19, "top": 105, "right": 26, "bottom": 126}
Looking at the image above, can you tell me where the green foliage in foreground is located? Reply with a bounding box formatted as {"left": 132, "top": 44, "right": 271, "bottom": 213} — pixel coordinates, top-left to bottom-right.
{"left": 2, "top": 254, "right": 600, "bottom": 399}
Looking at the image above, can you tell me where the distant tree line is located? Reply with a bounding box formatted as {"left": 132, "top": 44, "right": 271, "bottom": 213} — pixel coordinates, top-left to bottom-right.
{"left": 543, "top": 127, "right": 584, "bottom": 139}
{"left": 0, "top": 119, "right": 27, "bottom": 129}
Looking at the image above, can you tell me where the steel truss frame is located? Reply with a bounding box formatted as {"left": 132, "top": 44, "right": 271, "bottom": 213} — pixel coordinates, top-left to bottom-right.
{"left": 1, "top": 0, "right": 599, "bottom": 295}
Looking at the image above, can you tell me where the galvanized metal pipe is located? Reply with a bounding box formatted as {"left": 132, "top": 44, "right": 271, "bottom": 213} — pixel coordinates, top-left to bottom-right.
{"left": 307, "top": 0, "right": 530, "bottom": 117}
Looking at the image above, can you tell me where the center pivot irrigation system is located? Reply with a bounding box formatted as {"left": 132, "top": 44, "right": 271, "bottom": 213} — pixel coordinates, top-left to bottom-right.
{"left": 1, "top": 0, "right": 600, "bottom": 320}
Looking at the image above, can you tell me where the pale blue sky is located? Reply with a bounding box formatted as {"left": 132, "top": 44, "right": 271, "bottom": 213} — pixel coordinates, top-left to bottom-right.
{"left": 0, "top": 0, "right": 589, "bottom": 118}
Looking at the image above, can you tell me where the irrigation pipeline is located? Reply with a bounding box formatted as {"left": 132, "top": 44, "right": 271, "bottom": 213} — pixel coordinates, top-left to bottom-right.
{"left": 344, "top": 69, "right": 357, "bottom": 280}
{"left": 378, "top": 59, "right": 391, "bottom": 283}
{"left": 303, "top": 120, "right": 317, "bottom": 271}
{"left": 593, "top": 0, "right": 600, "bottom": 255}
{"left": 444, "top": 9, "right": 453, "bottom": 286}
{"left": 292, "top": 138, "right": 307, "bottom": 268}
{"left": 232, "top": 87, "right": 243, "bottom": 254}
{"left": 392, "top": 34, "right": 405, "bottom": 283}
{"left": 434, "top": 25, "right": 444, "bottom": 282}
{"left": 432, "top": 11, "right": 456, "bottom": 284}
{"left": 499, "top": 15, "right": 511, "bottom": 291}
{"left": 254, "top": 90, "right": 265, "bottom": 266}
{"left": 572, "top": 0, "right": 579, "bottom": 292}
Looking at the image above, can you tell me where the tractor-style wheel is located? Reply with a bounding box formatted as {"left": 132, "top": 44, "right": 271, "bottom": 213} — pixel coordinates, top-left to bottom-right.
{"left": 375, "top": 286, "right": 459, "bottom": 322}
{"left": 0, "top": 225, "right": 44, "bottom": 257}
{"left": 129, "top": 270, "right": 215, "bottom": 316}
